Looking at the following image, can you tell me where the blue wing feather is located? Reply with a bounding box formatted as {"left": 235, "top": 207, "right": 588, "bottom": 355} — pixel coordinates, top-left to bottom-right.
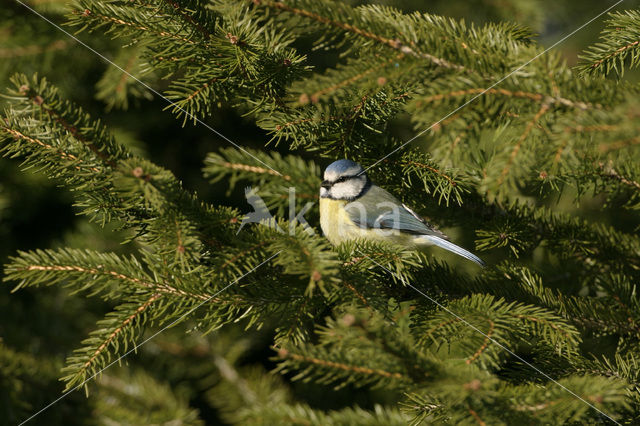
{"left": 345, "top": 185, "right": 485, "bottom": 267}
{"left": 345, "top": 185, "right": 444, "bottom": 237}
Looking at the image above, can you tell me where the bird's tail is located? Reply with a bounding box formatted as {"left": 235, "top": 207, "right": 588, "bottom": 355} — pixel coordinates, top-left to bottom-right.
{"left": 417, "top": 235, "right": 486, "bottom": 267}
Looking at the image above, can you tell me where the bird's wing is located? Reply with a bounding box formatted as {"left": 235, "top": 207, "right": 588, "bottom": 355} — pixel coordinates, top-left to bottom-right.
{"left": 345, "top": 185, "right": 446, "bottom": 237}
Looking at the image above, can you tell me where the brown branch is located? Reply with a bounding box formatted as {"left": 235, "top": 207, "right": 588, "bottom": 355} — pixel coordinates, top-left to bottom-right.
{"left": 22, "top": 264, "right": 212, "bottom": 301}
{"left": 183, "top": 77, "right": 218, "bottom": 102}
{"left": 162, "top": 0, "right": 211, "bottom": 40}
{"left": 514, "top": 395, "right": 604, "bottom": 412}
{"left": 596, "top": 162, "right": 640, "bottom": 192}
{"left": 564, "top": 124, "right": 619, "bottom": 133}
{"left": 215, "top": 160, "right": 291, "bottom": 180}
{"left": 277, "top": 117, "right": 315, "bottom": 129}
{"left": 553, "top": 124, "right": 640, "bottom": 166}
{"left": 175, "top": 218, "right": 185, "bottom": 255}
{"left": 22, "top": 89, "right": 119, "bottom": 168}
{"left": 275, "top": 113, "right": 358, "bottom": 131}
{"left": 468, "top": 407, "right": 486, "bottom": 426}
{"left": 1, "top": 126, "right": 100, "bottom": 172}
{"left": 307, "top": 54, "right": 404, "bottom": 103}
{"left": 416, "top": 87, "right": 591, "bottom": 110}
{"left": 448, "top": 134, "right": 463, "bottom": 155}
{"left": 338, "top": 95, "right": 368, "bottom": 152}
{"left": 599, "top": 135, "right": 640, "bottom": 154}
{"left": 551, "top": 136, "right": 570, "bottom": 168}
{"left": 342, "top": 252, "right": 402, "bottom": 267}
{"left": 115, "top": 52, "right": 138, "bottom": 94}
{"left": 81, "top": 10, "right": 196, "bottom": 45}
{"left": 381, "top": 157, "right": 458, "bottom": 187}
{"left": 254, "top": 0, "right": 465, "bottom": 71}
{"left": 512, "top": 314, "right": 570, "bottom": 338}
{"left": 590, "top": 40, "right": 640, "bottom": 70}
{"left": 342, "top": 281, "right": 371, "bottom": 309}
{"left": 276, "top": 347, "right": 407, "bottom": 380}
{"left": 392, "top": 304, "right": 415, "bottom": 322}
{"left": 80, "top": 293, "right": 161, "bottom": 373}
{"left": 466, "top": 319, "right": 494, "bottom": 364}
{"left": 496, "top": 103, "right": 550, "bottom": 186}
{"left": 279, "top": 97, "right": 383, "bottom": 129}
{"left": 424, "top": 317, "right": 461, "bottom": 340}
{"left": 573, "top": 315, "right": 638, "bottom": 335}
{"left": 0, "top": 40, "right": 70, "bottom": 58}
{"left": 397, "top": 159, "right": 458, "bottom": 187}
{"left": 420, "top": 87, "right": 543, "bottom": 104}
{"left": 278, "top": 92, "right": 410, "bottom": 130}
{"left": 380, "top": 92, "right": 411, "bottom": 106}
{"left": 555, "top": 125, "right": 627, "bottom": 166}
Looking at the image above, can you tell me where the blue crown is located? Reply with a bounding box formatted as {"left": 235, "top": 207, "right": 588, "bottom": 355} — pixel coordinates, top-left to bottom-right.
{"left": 324, "top": 159, "right": 364, "bottom": 177}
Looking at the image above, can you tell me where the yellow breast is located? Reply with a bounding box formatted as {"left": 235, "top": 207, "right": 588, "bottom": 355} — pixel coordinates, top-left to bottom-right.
{"left": 320, "top": 198, "right": 353, "bottom": 245}
{"left": 319, "top": 198, "right": 413, "bottom": 246}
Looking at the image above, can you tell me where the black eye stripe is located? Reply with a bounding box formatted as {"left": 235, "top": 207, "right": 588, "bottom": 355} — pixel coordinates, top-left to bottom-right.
{"left": 334, "top": 175, "right": 359, "bottom": 183}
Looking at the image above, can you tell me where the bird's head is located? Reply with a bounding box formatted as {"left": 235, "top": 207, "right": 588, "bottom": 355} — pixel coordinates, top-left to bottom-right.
{"left": 320, "top": 159, "right": 370, "bottom": 200}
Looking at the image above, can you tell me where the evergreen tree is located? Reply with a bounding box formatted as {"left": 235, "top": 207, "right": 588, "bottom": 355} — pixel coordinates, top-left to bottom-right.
{"left": 2, "top": 0, "right": 640, "bottom": 424}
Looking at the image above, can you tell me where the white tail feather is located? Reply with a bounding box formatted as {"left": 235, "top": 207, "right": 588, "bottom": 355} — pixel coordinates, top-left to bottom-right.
{"left": 418, "top": 235, "right": 485, "bottom": 267}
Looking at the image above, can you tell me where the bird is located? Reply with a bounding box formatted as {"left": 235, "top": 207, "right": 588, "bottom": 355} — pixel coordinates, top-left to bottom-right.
{"left": 319, "top": 159, "right": 485, "bottom": 267}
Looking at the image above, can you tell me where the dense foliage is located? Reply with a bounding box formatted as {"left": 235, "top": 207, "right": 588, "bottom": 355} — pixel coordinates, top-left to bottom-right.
{"left": 2, "top": 0, "right": 640, "bottom": 424}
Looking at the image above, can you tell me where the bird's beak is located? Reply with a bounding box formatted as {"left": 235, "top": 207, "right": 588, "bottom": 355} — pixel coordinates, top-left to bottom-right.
{"left": 321, "top": 180, "right": 331, "bottom": 190}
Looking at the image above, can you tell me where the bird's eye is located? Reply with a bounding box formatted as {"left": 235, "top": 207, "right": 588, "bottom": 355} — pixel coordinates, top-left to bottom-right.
{"left": 336, "top": 176, "right": 351, "bottom": 183}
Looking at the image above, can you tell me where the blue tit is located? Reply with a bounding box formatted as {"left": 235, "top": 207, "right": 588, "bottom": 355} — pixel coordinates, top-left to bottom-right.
{"left": 319, "top": 159, "right": 485, "bottom": 267}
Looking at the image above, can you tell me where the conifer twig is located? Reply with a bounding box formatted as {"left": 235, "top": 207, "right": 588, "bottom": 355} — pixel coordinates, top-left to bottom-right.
{"left": 417, "top": 87, "right": 592, "bottom": 110}
{"left": 21, "top": 88, "right": 119, "bottom": 168}
{"left": 466, "top": 319, "right": 494, "bottom": 364}
{"left": 275, "top": 347, "right": 407, "bottom": 379}
{"left": 1, "top": 126, "right": 100, "bottom": 172}
{"left": 78, "top": 293, "right": 162, "bottom": 375}
{"left": 162, "top": 0, "right": 211, "bottom": 40}
{"left": 306, "top": 54, "right": 404, "bottom": 103}
{"left": 77, "top": 9, "right": 197, "bottom": 45}
{"left": 216, "top": 161, "right": 291, "bottom": 180}
{"left": 254, "top": 0, "right": 467, "bottom": 72}
{"left": 497, "top": 103, "right": 550, "bottom": 186}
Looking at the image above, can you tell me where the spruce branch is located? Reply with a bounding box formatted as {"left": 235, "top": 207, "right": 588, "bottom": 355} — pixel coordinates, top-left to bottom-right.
{"left": 578, "top": 10, "right": 640, "bottom": 77}
{"left": 4, "top": 2, "right": 640, "bottom": 422}
{"left": 3, "top": 248, "right": 218, "bottom": 302}
{"left": 61, "top": 293, "right": 163, "bottom": 390}
{"left": 415, "top": 294, "right": 580, "bottom": 367}
{"left": 2, "top": 73, "right": 128, "bottom": 169}
{"left": 204, "top": 148, "right": 319, "bottom": 217}
{"left": 495, "top": 102, "right": 551, "bottom": 189}
{"left": 95, "top": 45, "right": 153, "bottom": 111}
{"left": 95, "top": 369, "right": 203, "bottom": 425}
{"left": 414, "top": 86, "right": 592, "bottom": 111}
{"left": 0, "top": 126, "right": 100, "bottom": 173}
{"left": 253, "top": 0, "right": 468, "bottom": 72}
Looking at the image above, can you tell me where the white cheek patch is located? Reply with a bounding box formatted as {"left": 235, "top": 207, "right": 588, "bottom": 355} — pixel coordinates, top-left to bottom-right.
{"left": 330, "top": 182, "right": 359, "bottom": 199}
{"left": 320, "top": 187, "right": 329, "bottom": 197}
